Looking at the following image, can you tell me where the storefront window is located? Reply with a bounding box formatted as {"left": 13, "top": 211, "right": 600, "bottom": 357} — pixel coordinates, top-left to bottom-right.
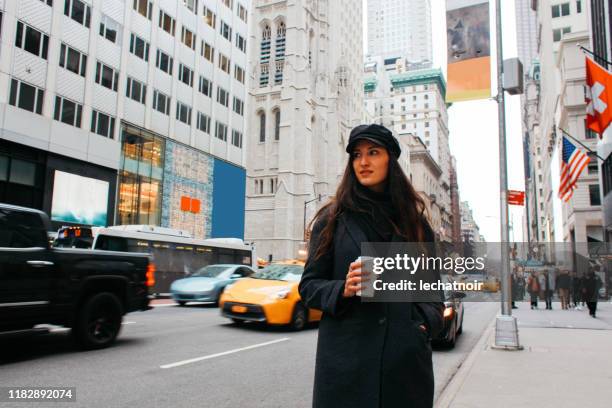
{"left": 118, "top": 126, "right": 165, "bottom": 226}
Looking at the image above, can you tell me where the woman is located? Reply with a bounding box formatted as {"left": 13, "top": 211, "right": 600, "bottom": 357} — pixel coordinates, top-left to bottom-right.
{"left": 527, "top": 271, "right": 540, "bottom": 309}
{"left": 298, "top": 124, "right": 444, "bottom": 408}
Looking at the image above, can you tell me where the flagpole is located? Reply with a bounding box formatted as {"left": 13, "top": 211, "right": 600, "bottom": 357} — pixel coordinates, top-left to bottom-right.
{"left": 558, "top": 128, "right": 605, "bottom": 160}
{"left": 578, "top": 45, "right": 612, "bottom": 68}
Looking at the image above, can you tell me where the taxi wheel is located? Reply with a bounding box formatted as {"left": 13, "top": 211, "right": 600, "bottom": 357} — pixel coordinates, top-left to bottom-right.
{"left": 231, "top": 318, "right": 244, "bottom": 326}
{"left": 290, "top": 303, "right": 307, "bottom": 331}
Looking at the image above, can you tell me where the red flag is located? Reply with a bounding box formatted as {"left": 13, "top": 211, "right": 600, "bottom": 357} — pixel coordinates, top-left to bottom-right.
{"left": 586, "top": 57, "right": 612, "bottom": 137}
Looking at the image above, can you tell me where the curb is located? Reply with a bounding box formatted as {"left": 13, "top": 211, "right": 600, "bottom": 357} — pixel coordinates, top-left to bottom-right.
{"left": 434, "top": 317, "right": 496, "bottom": 408}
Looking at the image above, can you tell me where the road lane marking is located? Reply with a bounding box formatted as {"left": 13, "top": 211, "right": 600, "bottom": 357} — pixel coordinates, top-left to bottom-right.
{"left": 122, "top": 321, "right": 136, "bottom": 325}
{"left": 151, "top": 303, "right": 177, "bottom": 307}
{"left": 160, "top": 338, "right": 291, "bottom": 369}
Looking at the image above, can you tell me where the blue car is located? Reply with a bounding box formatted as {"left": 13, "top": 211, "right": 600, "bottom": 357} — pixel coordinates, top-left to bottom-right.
{"left": 170, "top": 264, "right": 255, "bottom": 306}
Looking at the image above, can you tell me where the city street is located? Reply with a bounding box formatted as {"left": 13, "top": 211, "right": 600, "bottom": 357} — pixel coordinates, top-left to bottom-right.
{"left": 0, "top": 302, "right": 498, "bottom": 408}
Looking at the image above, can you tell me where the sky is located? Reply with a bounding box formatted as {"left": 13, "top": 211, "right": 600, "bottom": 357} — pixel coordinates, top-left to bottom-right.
{"left": 363, "top": 0, "right": 526, "bottom": 242}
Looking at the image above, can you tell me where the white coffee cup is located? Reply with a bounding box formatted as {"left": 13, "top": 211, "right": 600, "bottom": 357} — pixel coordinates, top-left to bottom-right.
{"left": 355, "top": 256, "right": 376, "bottom": 298}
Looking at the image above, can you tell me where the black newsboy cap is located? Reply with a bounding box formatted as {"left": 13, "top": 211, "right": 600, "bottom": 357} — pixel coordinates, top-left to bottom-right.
{"left": 346, "top": 124, "right": 401, "bottom": 159}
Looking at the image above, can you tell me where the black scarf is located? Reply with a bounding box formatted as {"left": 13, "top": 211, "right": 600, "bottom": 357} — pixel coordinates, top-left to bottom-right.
{"left": 351, "top": 185, "right": 398, "bottom": 242}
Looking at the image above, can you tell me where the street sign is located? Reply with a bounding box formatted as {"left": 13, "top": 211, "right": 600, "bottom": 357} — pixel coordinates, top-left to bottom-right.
{"left": 508, "top": 190, "right": 525, "bottom": 206}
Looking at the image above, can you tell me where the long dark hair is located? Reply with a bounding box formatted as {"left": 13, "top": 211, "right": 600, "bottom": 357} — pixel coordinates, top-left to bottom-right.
{"left": 309, "top": 152, "right": 429, "bottom": 260}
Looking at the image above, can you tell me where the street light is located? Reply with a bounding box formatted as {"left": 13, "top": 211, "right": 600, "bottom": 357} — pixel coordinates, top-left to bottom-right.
{"left": 303, "top": 194, "right": 322, "bottom": 241}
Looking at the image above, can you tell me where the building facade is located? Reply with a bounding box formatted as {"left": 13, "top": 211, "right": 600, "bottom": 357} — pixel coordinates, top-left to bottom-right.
{"left": 531, "top": 0, "right": 591, "bottom": 245}
{"left": 366, "top": 0, "right": 433, "bottom": 65}
{"left": 244, "top": 0, "right": 364, "bottom": 261}
{"left": 0, "top": 0, "right": 249, "bottom": 238}
{"left": 460, "top": 200, "right": 482, "bottom": 245}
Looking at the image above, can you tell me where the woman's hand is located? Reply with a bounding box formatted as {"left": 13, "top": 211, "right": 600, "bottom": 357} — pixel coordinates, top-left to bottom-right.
{"left": 343, "top": 260, "right": 370, "bottom": 298}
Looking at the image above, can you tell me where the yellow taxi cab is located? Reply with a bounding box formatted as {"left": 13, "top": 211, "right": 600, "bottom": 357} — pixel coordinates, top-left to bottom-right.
{"left": 219, "top": 260, "right": 322, "bottom": 330}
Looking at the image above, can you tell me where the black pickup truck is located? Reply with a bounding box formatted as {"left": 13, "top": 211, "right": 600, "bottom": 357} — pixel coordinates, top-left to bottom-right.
{"left": 0, "top": 204, "right": 152, "bottom": 349}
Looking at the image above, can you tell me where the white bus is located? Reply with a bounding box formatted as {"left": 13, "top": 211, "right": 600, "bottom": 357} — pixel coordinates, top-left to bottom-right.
{"left": 92, "top": 225, "right": 255, "bottom": 296}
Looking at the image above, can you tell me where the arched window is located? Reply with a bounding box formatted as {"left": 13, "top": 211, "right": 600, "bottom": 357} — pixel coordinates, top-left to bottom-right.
{"left": 274, "top": 22, "right": 286, "bottom": 84}
{"left": 259, "top": 112, "right": 266, "bottom": 142}
{"left": 274, "top": 109, "right": 280, "bottom": 140}
{"left": 260, "top": 24, "right": 271, "bottom": 86}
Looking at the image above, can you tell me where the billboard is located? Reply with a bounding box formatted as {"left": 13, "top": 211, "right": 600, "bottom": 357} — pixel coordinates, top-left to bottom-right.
{"left": 51, "top": 170, "right": 109, "bottom": 226}
{"left": 446, "top": 0, "right": 491, "bottom": 102}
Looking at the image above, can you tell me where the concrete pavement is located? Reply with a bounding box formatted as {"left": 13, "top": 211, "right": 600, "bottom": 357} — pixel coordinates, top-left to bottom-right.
{"left": 436, "top": 301, "right": 612, "bottom": 408}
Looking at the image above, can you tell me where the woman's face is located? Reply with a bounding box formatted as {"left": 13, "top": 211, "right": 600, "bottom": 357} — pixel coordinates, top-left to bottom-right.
{"left": 351, "top": 140, "right": 390, "bottom": 192}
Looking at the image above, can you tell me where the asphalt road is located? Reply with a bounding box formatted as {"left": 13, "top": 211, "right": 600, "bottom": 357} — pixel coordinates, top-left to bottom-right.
{"left": 0, "top": 302, "right": 498, "bottom": 408}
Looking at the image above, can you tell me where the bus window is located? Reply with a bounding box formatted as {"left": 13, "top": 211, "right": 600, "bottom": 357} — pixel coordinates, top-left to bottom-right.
{"left": 95, "top": 235, "right": 128, "bottom": 252}
{"left": 218, "top": 248, "right": 235, "bottom": 264}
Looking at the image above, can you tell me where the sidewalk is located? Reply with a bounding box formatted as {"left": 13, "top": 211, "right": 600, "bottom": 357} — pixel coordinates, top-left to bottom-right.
{"left": 436, "top": 301, "right": 612, "bottom": 408}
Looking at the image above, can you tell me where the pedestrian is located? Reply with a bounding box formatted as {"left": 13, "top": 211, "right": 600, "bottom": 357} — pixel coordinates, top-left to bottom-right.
{"left": 544, "top": 270, "right": 555, "bottom": 310}
{"left": 582, "top": 270, "right": 602, "bottom": 318}
{"left": 556, "top": 270, "right": 571, "bottom": 310}
{"left": 299, "top": 124, "right": 444, "bottom": 408}
{"left": 538, "top": 271, "right": 547, "bottom": 307}
{"left": 511, "top": 270, "right": 521, "bottom": 309}
{"left": 527, "top": 271, "right": 540, "bottom": 309}
{"left": 571, "top": 272, "right": 582, "bottom": 309}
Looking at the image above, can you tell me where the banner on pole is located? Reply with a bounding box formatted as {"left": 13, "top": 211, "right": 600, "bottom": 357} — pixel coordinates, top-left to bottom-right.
{"left": 446, "top": 0, "right": 492, "bottom": 102}
{"left": 507, "top": 190, "right": 525, "bottom": 206}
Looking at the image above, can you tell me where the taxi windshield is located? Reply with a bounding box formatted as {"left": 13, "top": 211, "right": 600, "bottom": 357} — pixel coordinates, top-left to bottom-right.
{"left": 253, "top": 264, "right": 303, "bottom": 282}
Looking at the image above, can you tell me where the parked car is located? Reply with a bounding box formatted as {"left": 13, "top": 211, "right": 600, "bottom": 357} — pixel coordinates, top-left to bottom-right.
{"left": 0, "top": 204, "right": 153, "bottom": 350}
{"left": 170, "top": 264, "right": 255, "bottom": 306}
{"left": 219, "top": 260, "right": 322, "bottom": 330}
{"left": 432, "top": 291, "right": 465, "bottom": 348}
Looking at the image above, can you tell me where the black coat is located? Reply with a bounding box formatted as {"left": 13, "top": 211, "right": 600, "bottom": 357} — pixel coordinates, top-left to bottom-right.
{"left": 298, "top": 211, "right": 444, "bottom": 408}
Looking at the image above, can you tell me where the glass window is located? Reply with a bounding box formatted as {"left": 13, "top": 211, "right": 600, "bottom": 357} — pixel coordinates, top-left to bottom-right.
{"left": 234, "top": 65, "right": 245, "bottom": 83}
{"left": 183, "top": 0, "right": 198, "bottom": 12}
{"left": 9, "top": 160, "right": 36, "bottom": 186}
{"left": 95, "top": 61, "right": 119, "bottom": 91}
{"left": 589, "top": 184, "right": 601, "bottom": 206}
{"left": 217, "top": 87, "right": 229, "bottom": 107}
{"left": 215, "top": 121, "right": 228, "bottom": 141}
{"left": 197, "top": 112, "right": 210, "bottom": 133}
{"left": 274, "top": 110, "right": 280, "bottom": 140}
{"left": 259, "top": 113, "right": 266, "bottom": 142}
{"left": 0, "top": 156, "right": 7, "bottom": 181}
{"left": 159, "top": 10, "right": 176, "bottom": 36}
{"left": 54, "top": 96, "right": 83, "bottom": 128}
{"left": 91, "top": 110, "right": 116, "bottom": 138}
{"left": 201, "top": 41, "right": 214, "bottom": 62}
{"left": 203, "top": 7, "right": 216, "bottom": 28}
{"left": 156, "top": 49, "right": 174, "bottom": 75}
{"left": 15, "top": 21, "right": 49, "bottom": 59}
{"left": 181, "top": 27, "right": 196, "bottom": 50}
{"left": 232, "top": 129, "right": 242, "bottom": 148}
{"left": 176, "top": 101, "right": 192, "bottom": 125}
{"left": 153, "top": 90, "right": 171, "bottom": 115}
{"left": 0, "top": 208, "right": 47, "bottom": 248}
{"left": 99, "top": 15, "right": 121, "bottom": 43}
{"left": 561, "top": 2, "right": 570, "bottom": 15}
{"left": 236, "top": 33, "right": 247, "bottom": 52}
{"left": 64, "top": 0, "right": 91, "bottom": 27}
{"left": 237, "top": 3, "right": 248, "bottom": 22}
{"left": 576, "top": 0, "right": 582, "bottom": 13}
{"left": 233, "top": 97, "right": 244, "bottom": 116}
{"left": 130, "top": 33, "right": 150, "bottom": 61}
{"left": 9, "top": 79, "right": 44, "bottom": 115}
{"left": 60, "top": 44, "right": 87, "bottom": 77}
{"left": 133, "top": 0, "right": 152, "bottom": 19}
{"left": 126, "top": 77, "right": 147, "bottom": 104}
{"left": 220, "top": 21, "right": 232, "bottom": 41}
{"left": 198, "top": 76, "right": 212, "bottom": 97}
{"left": 178, "top": 64, "right": 194, "bottom": 86}
{"left": 219, "top": 53, "right": 230, "bottom": 74}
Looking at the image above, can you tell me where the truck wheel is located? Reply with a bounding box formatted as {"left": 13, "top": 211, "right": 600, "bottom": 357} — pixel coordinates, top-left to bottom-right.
{"left": 177, "top": 301, "right": 187, "bottom": 306}
{"left": 74, "top": 292, "right": 123, "bottom": 350}
{"left": 290, "top": 303, "right": 307, "bottom": 331}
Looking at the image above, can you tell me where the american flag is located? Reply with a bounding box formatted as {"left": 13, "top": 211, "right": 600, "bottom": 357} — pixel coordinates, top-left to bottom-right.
{"left": 559, "top": 136, "right": 590, "bottom": 202}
